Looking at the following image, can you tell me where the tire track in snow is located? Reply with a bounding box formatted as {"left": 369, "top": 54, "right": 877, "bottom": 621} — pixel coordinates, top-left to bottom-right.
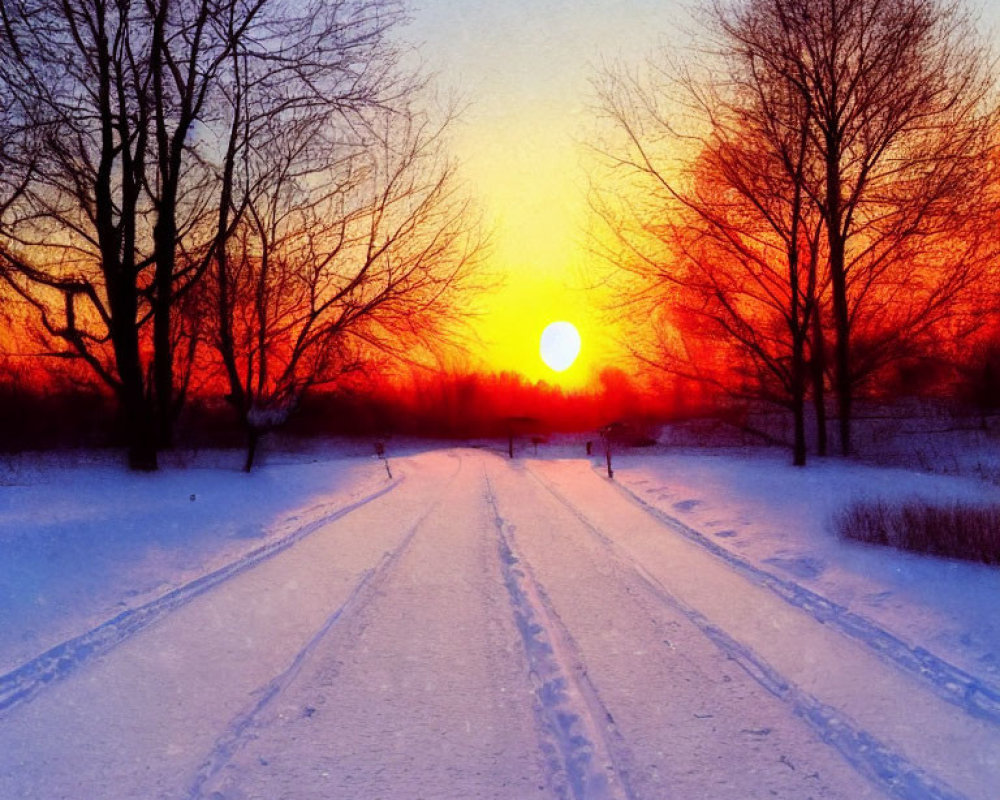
{"left": 186, "top": 525, "right": 419, "bottom": 799}
{"left": 0, "top": 476, "right": 403, "bottom": 719}
{"left": 187, "top": 452, "right": 464, "bottom": 799}
{"left": 485, "top": 473, "right": 637, "bottom": 800}
{"left": 608, "top": 476, "right": 1000, "bottom": 729}
{"left": 527, "top": 465, "right": 969, "bottom": 800}
{"left": 626, "top": 563, "right": 967, "bottom": 800}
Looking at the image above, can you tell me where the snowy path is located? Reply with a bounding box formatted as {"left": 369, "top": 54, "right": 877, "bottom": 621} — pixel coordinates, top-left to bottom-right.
{"left": 610, "top": 471, "right": 1000, "bottom": 727}
{"left": 525, "top": 459, "right": 1000, "bottom": 800}
{"left": 1, "top": 449, "right": 996, "bottom": 798}
{"left": 486, "top": 458, "right": 876, "bottom": 800}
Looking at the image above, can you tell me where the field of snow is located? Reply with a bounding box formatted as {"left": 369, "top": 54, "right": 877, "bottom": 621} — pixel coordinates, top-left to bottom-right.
{"left": 1, "top": 436, "right": 999, "bottom": 799}
{"left": 0, "top": 444, "right": 392, "bottom": 673}
{"left": 609, "top": 448, "right": 1000, "bottom": 686}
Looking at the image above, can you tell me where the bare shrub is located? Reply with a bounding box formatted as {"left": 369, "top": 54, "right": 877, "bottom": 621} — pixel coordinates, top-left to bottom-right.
{"left": 836, "top": 500, "right": 1000, "bottom": 565}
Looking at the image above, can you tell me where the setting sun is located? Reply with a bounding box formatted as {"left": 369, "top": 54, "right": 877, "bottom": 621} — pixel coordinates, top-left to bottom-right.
{"left": 539, "top": 321, "right": 582, "bottom": 372}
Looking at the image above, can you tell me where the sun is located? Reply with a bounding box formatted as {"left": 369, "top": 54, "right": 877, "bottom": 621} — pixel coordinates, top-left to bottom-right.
{"left": 539, "top": 321, "right": 582, "bottom": 373}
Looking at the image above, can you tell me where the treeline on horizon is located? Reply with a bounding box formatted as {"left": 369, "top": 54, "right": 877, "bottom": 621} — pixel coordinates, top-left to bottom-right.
{"left": 0, "top": 352, "right": 997, "bottom": 456}
{"left": 0, "top": 363, "right": 708, "bottom": 451}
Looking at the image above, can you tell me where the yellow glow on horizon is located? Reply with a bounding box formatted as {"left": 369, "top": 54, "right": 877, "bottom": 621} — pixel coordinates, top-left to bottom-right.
{"left": 454, "top": 108, "right": 617, "bottom": 389}
{"left": 402, "top": 2, "right": 689, "bottom": 390}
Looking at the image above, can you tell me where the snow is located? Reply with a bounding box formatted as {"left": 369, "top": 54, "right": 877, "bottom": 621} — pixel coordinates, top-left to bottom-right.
{"left": 606, "top": 448, "right": 1000, "bottom": 685}
{"left": 525, "top": 452, "right": 1000, "bottom": 797}
{"left": 0, "top": 445, "right": 390, "bottom": 674}
{"left": 1, "top": 435, "right": 999, "bottom": 799}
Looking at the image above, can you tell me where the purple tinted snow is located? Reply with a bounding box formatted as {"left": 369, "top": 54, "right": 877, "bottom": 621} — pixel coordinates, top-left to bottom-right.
{"left": 185, "top": 559, "right": 386, "bottom": 799}
{"left": 0, "top": 478, "right": 402, "bottom": 719}
{"left": 531, "top": 468, "right": 976, "bottom": 799}
{"left": 627, "top": 563, "right": 967, "bottom": 800}
{"left": 622, "top": 485, "right": 1000, "bottom": 730}
{"left": 763, "top": 556, "right": 826, "bottom": 579}
{"left": 487, "top": 478, "right": 634, "bottom": 800}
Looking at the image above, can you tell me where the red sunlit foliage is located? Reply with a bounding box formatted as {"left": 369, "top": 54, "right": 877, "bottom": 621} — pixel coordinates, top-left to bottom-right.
{"left": 0, "top": 329, "right": 719, "bottom": 450}
{"left": 592, "top": 0, "right": 1000, "bottom": 466}
{"left": 285, "top": 368, "right": 704, "bottom": 440}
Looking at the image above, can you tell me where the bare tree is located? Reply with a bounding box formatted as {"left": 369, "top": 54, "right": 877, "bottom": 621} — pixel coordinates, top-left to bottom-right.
{"left": 0, "top": 76, "right": 33, "bottom": 324}
{"left": 595, "top": 49, "right": 827, "bottom": 464}
{"left": 145, "top": 0, "right": 408, "bottom": 446}
{"left": 0, "top": 0, "right": 156, "bottom": 466}
{"left": 595, "top": 0, "right": 999, "bottom": 459}
{"left": 0, "top": 0, "right": 407, "bottom": 468}
{"left": 208, "top": 98, "right": 480, "bottom": 470}
{"left": 144, "top": 0, "right": 261, "bottom": 448}
{"left": 717, "top": 0, "right": 1000, "bottom": 454}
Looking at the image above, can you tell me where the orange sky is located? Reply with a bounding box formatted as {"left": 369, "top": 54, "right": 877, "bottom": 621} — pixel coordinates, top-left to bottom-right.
{"left": 403, "top": 1, "right": 688, "bottom": 388}
{"left": 405, "top": 2, "right": 1000, "bottom": 389}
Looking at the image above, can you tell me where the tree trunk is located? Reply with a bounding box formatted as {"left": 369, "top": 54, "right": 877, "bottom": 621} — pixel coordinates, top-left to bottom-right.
{"left": 214, "top": 125, "right": 244, "bottom": 409}
{"left": 93, "top": 34, "right": 155, "bottom": 471}
{"left": 124, "top": 390, "right": 159, "bottom": 472}
{"left": 830, "top": 261, "right": 852, "bottom": 456}
{"left": 792, "top": 337, "right": 807, "bottom": 467}
{"left": 153, "top": 213, "right": 176, "bottom": 449}
{"left": 107, "top": 273, "right": 158, "bottom": 471}
{"left": 811, "top": 306, "right": 828, "bottom": 457}
{"left": 149, "top": 0, "right": 175, "bottom": 451}
{"left": 792, "top": 397, "right": 807, "bottom": 466}
{"left": 825, "top": 132, "right": 852, "bottom": 457}
{"left": 244, "top": 426, "right": 260, "bottom": 473}
{"left": 113, "top": 336, "right": 157, "bottom": 471}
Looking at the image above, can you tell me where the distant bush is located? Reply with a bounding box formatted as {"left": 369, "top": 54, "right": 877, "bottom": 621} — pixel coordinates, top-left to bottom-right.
{"left": 836, "top": 500, "right": 1000, "bottom": 565}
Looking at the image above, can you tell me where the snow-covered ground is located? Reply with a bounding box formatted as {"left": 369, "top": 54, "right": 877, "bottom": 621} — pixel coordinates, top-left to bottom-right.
{"left": 1, "top": 436, "right": 999, "bottom": 799}
{"left": 0, "top": 445, "right": 392, "bottom": 673}
{"left": 607, "top": 447, "right": 1000, "bottom": 686}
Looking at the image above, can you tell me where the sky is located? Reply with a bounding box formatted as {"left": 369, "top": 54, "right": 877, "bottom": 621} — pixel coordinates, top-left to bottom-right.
{"left": 400, "top": 0, "right": 1000, "bottom": 389}
{"left": 400, "top": 0, "right": 691, "bottom": 387}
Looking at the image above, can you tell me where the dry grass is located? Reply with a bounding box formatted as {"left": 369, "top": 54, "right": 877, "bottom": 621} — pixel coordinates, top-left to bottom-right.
{"left": 836, "top": 500, "right": 1000, "bottom": 565}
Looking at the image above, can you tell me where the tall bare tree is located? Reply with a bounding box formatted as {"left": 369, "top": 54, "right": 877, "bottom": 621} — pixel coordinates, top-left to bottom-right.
{"left": 596, "top": 50, "right": 827, "bottom": 464}
{"left": 208, "top": 99, "right": 480, "bottom": 470}
{"left": 0, "top": 0, "right": 155, "bottom": 466}
{"left": 0, "top": 0, "right": 407, "bottom": 468}
{"left": 596, "top": 0, "right": 999, "bottom": 458}
{"left": 145, "top": 0, "right": 407, "bottom": 446}
{"left": 717, "top": 0, "right": 1000, "bottom": 454}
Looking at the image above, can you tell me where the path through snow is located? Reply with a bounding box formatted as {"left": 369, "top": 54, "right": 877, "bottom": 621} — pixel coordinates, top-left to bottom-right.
{"left": 1, "top": 448, "right": 997, "bottom": 799}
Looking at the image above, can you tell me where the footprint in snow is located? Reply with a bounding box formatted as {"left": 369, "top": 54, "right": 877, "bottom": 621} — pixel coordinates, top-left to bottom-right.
{"left": 714, "top": 530, "right": 738, "bottom": 539}
{"left": 864, "top": 590, "right": 893, "bottom": 607}
{"left": 672, "top": 499, "right": 701, "bottom": 512}
{"left": 763, "top": 556, "right": 826, "bottom": 580}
